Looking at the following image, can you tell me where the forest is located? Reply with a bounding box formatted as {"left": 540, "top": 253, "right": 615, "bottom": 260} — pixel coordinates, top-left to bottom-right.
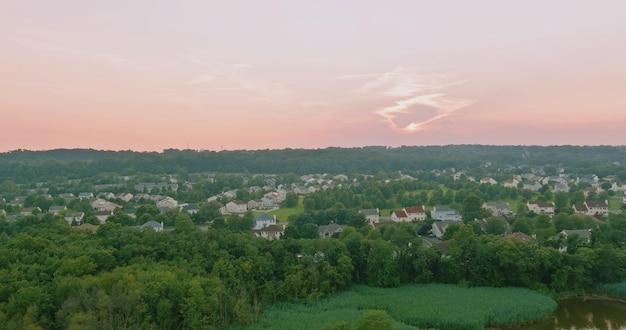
{"left": 2, "top": 146, "right": 626, "bottom": 329}
{"left": 2, "top": 210, "right": 626, "bottom": 329}
{"left": 1, "top": 145, "right": 626, "bottom": 183}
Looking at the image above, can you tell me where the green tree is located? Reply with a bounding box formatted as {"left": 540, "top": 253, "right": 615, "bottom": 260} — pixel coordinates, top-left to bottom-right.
{"left": 283, "top": 192, "right": 298, "bottom": 208}
{"left": 353, "top": 310, "right": 394, "bottom": 330}
{"left": 461, "top": 194, "right": 486, "bottom": 223}
{"left": 484, "top": 217, "right": 508, "bottom": 236}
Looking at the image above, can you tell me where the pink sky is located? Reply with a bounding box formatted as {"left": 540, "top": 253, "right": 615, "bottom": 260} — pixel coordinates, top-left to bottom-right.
{"left": 1, "top": 1, "right": 625, "bottom": 152}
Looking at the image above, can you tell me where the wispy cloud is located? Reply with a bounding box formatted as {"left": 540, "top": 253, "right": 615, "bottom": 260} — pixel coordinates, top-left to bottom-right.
{"left": 351, "top": 67, "right": 476, "bottom": 133}
{"left": 183, "top": 57, "right": 290, "bottom": 100}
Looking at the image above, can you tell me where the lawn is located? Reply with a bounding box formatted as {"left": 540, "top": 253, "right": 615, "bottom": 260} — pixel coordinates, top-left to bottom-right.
{"left": 234, "top": 284, "right": 556, "bottom": 330}
{"left": 608, "top": 192, "right": 624, "bottom": 212}
{"left": 254, "top": 199, "right": 305, "bottom": 222}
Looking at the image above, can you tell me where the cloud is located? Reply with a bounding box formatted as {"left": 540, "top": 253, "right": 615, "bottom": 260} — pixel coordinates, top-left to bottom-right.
{"left": 351, "top": 67, "right": 476, "bottom": 133}
{"left": 183, "top": 57, "right": 291, "bottom": 100}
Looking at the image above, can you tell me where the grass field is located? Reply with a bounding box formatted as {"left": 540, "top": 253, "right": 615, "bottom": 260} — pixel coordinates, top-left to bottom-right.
{"left": 234, "top": 284, "right": 556, "bottom": 330}
{"left": 254, "top": 199, "right": 305, "bottom": 222}
{"left": 608, "top": 192, "right": 624, "bottom": 212}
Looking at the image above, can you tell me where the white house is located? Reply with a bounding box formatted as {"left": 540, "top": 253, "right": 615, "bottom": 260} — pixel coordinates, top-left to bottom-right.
{"left": 94, "top": 210, "right": 112, "bottom": 224}
{"left": 390, "top": 210, "right": 410, "bottom": 222}
{"left": 139, "top": 221, "right": 164, "bottom": 232}
{"left": 431, "top": 206, "right": 462, "bottom": 221}
{"left": 252, "top": 224, "right": 284, "bottom": 240}
{"left": 359, "top": 208, "right": 380, "bottom": 226}
{"left": 403, "top": 206, "right": 427, "bottom": 221}
{"left": 431, "top": 220, "right": 458, "bottom": 239}
{"left": 584, "top": 200, "right": 609, "bottom": 216}
{"left": 482, "top": 202, "right": 512, "bottom": 217}
{"left": 253, "top": 214, "right": 277, "bottom": 229}
{"left": 65, "top": 212, "right": 85, "bottom": 225}
{"left": 527, "top": 201, "right": 555, "bottom": 217}
{"left": 225, "top": 200, "right": 248, "bottom": 214}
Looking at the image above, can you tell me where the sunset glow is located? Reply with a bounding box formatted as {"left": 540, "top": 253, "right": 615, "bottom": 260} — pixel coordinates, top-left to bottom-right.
{"left": 1, "top": 1, "right": 625, "bottom": 151}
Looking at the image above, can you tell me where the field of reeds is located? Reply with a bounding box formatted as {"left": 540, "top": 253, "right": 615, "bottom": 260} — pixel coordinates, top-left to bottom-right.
{"left": 596, "top": 281, "right": 626, "bottom": 299}
{"left": 235, "top": 284, "right": 556, "bottom": 330}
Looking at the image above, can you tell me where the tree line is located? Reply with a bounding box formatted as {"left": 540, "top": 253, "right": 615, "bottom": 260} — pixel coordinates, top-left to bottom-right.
{"left": 2, "top": 145, "right": 626, "bottom": 183}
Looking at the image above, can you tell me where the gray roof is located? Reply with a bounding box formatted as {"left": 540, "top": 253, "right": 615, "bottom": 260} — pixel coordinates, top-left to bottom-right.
{"left": 359, "top": 209, "right": 379, "bottom": 216}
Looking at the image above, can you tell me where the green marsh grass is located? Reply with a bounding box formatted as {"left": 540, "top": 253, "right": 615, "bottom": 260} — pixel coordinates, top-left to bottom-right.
{"left": 235, "top": 284, "right": 556, "bottom": 330}
{"left": 596, "top": 281, "right": 626, "bottom": 299}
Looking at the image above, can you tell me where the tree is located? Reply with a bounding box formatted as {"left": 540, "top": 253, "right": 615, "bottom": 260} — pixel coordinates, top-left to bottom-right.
{"left": 283, "top": 192, "right": 298, "bottom": 208}
{"left": 461, "top": 194, "right": 486, "bottom": 223}
{"left": 484, "top": 217, "right": 508, "bottom": 236}
{"left": 226, "top": 212, "right": 254, "bottom": 232}
{"left": 366, "top": 240, "right": 400, "bottom": 287}
{"left": 554, "top": 192, "right": 569, "bottom": 210}
{"left": 511, "top": 217, "right": 532, "bottom": 235}
{"left": 353, "top": 310, "right": 394, "bottom": 330}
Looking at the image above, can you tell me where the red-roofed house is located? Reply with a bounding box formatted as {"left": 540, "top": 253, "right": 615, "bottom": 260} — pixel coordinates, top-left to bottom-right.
{"left": 390, "top": 210, "right": 409, "bottom": 222}
{"left": 403, "top": 206, "right": 427, "bottom": 221}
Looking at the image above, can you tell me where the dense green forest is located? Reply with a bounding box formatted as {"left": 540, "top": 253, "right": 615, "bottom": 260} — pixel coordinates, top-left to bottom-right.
{"left": 1, "top": 145, "right": 626, "bottom": 182}
{"left": 2, "top": 213, "right": 626, "bottom": 329}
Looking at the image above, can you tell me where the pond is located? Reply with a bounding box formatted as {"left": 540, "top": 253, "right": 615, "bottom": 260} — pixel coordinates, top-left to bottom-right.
{"left": 507, "top": 297, "right": 626, "bottom": 330}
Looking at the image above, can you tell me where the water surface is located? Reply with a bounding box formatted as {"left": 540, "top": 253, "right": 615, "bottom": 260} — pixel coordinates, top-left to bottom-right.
{"left": 508, "top": 297, "right": 626, "bottom": 330}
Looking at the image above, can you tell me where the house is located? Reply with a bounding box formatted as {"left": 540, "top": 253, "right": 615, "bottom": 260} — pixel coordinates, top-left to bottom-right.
{"left": 0, "top": 209, "right": 6, "bottom": 218}
{"left": 139, "top": 221, "right": 164, "bottom": 232}
{"left": 98, "top": 192, "right": 116, "bottom": 200}
{"left": 92, "top": 199, "right": 122, "bottom": 212}
{"left": 522, "top": 181, "right": 542, "bottom": 191}
{"left": 553, "top": 183, "right": 570, "bottom": 193}
{"left": 115, "top": 192, "right": 134, "bottom": 202}
{"left": 559, "top": 229, "right": 592, "bottom": 252}
{"left": 503, "top": 232, "right": 534, "bottom": 242}
{"left": 583, "top": 200, "right": 609, "bottom": 217}
{"left": 48, "top": 205, "right": 67, "bottom": 215}
{"left": 253, "top": 214, "right": 277, "bottom": 229}
{"left": 482, "top": 202, "right": 512, "bottom": 217}
{"left": 319, "top": 223, "right": 346, "bottom": 239}
{"left": 65, "top": 212, "right": 85, "bottom": 225}
{"left": 75, "top": 223, "right": 100, "bottom": 233}
{"left": 431, "top": 220, "right": 458, "bottom": 239}
{"left": 182, "top": 204, "right": 199, "bottom": 215}
{"left": 59, "top": 193, "right": 76, "bottom": 200}
{"left": 10, "top": 196, "right": 26, "bottom": 206}
{"left": 359, "top": 208, "right": 380, "bottom": 226}
{"left": 502, "top": 178, "right": 520, "bottom": 188}
{"left": 225, "top": 200, "right": 248, "bottom": 213}
{"left": 527, "top": 201, "right": 555, "bottom": 217}
{"left": 431, "top": 206, "right": 462, "bottom": 221}
{"left": 156, "top": 196, "right": 178, "bottom": 209}
{"left": 124, "top": 208, "right": 137, "bottom": 218}
{"left": 20, "top": 207, "right": 42, "bottom": 216}
{"left": 333, "top": 174, "right": 348, "bottom": 182}
{"left": 390, "top": 210, "right": 410, "bottom": 222}
{"left": 611, "top": 182, "right": 626, "bottom": 192}
{"left": 78, "top": 192, "right": 94, "bottom": 199}
{"left": 253, "top": 224, "right": 284, "bottom": 240}
{"left": 403, "top": 206, "right": 427, "bottom": 221}
{"left": 572, "top": 203, "right": 589, "bottom": 214}
{"left": 247, "top": 199, "right": 262, "bottom": 210}
{"left": 94, "top": 210, "right": 112, "bottom": 224}
{"left": 480, "top": 177, "right": 497, "bottom": 185}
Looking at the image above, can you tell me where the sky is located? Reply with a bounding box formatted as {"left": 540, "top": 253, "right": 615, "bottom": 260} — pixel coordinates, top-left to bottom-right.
{"left": 1, "top": 1, "right": 625, "bottom": 152}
